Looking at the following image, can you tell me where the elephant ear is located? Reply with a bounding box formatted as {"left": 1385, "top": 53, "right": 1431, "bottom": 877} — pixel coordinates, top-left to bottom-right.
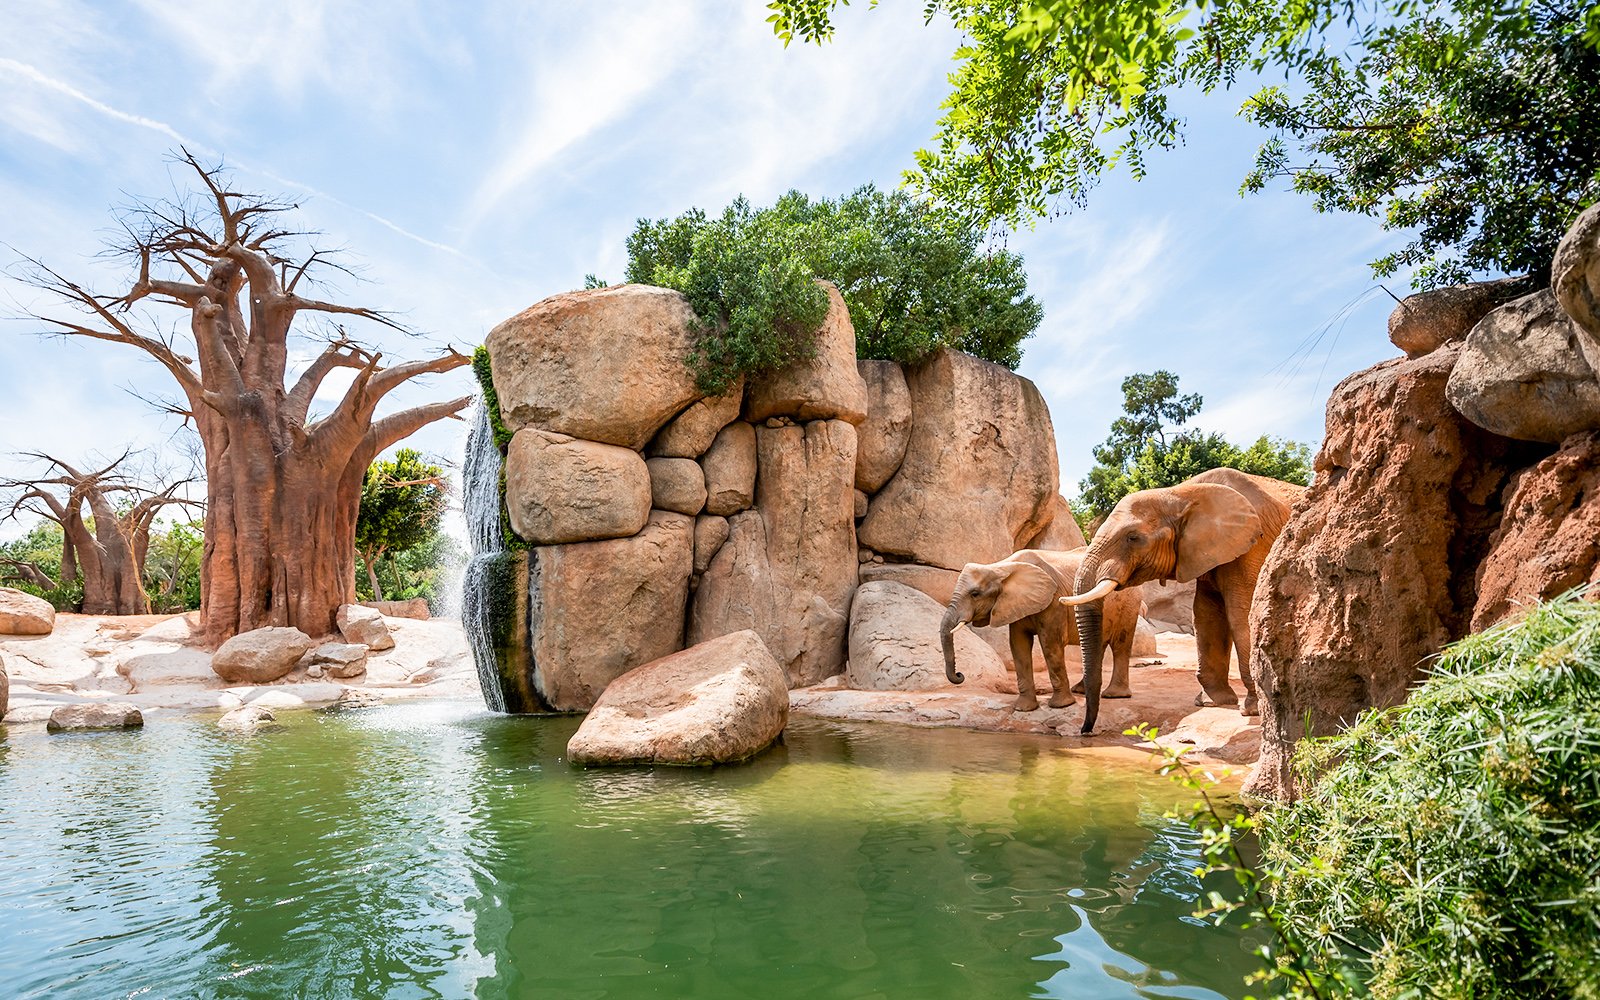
{"left": 1173, "top": 483, "right": 1263, "bottom": 583}
{"left": 989, "top": 561, "right": 1058, "bottom": 627}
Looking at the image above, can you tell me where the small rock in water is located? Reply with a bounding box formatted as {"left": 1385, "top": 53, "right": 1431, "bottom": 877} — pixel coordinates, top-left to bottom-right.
{"left": 218, "top": 704, "right": 277, "bottom": 729}
{"left": 47, "top": 703, "right": 143, "bottom": 731}
{"left": 319, "top": 688, "right": 384, "bottom": 713}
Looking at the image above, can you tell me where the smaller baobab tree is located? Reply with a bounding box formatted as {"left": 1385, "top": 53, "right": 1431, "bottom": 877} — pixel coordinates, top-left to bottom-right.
{"left": 2, "top": 452, "right": 200, "bottom": 615}
{"left": 17, "top": 151, "right": 473, "bottom": 642}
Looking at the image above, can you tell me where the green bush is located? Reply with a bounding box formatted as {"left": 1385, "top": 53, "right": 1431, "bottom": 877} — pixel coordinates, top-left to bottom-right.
{"left": 623, "top": 186, "right": 1042, "bottom": 392}
{"left": 1260, "top": 590, "right": 1600, "bottom": 999}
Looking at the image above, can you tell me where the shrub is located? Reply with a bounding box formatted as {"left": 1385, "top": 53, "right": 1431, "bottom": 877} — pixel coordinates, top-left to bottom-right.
{"left": 1259, "top": 589, "right": 1600, "bottom": 999}
{"left": 624, "top": 186, "right": 1042, "bottom": 392}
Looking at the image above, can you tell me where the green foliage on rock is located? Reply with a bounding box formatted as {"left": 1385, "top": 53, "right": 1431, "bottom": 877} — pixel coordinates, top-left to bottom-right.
{"left": 767, "top": 0, "right": 1600, "bottom": 288}
{"left": 471, "top": 346, "right": 514, "bottom": 451}
{"left": 1078, "top": 370, "right": 1312, "bottom": 517}
{"left": 1260, "top": 590, "right": 1600, "bottom": 998}
{"left": 623, "top": 186, "right": 1043, "bottom": 391}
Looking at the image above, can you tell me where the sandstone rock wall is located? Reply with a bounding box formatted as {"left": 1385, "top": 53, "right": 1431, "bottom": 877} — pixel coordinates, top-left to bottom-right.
{"left": 478, "top": 282, "right": 1069, "bottom": 712}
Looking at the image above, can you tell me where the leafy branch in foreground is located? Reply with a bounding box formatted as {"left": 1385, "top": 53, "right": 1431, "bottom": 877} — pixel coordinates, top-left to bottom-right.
{"left": 1130, "top": 723, "right": 1351, "bottom": 1000}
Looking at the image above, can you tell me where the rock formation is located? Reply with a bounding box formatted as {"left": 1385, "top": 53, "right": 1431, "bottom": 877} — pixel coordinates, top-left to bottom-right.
{"left": 212, "top": 626, "right": 314, "bottom": 684}
{"left": 337, "top": 605, "right": 395, "bottom": 651}
{"left": 1470, "top": 430, "right": 1600, "bottom": 631}
{"left": 486, "top": 284, "right": 704, "bottom": 449}
{"left": 566, "top": 629, "right": 789, "bottom": 765}
{"left": 0, "top": 587, "right": 55, "bottom": 635}
{"left": 1247, "top": 346, "right": 1543, "bottom": 798}
{"left": 858, "top": 349, "right": 1058, "bottom": 571}
{"left": 471, "top": 280, "right": 1070, "bottom": 716}
{"left": 846, "top": 581, "right": 1006, "bottom": 691}
{"left": 47, "top": 703, "right": 143, "bottom": 730}
{"left": 1446, "top": 289, "right": 1600, "bottom": 443}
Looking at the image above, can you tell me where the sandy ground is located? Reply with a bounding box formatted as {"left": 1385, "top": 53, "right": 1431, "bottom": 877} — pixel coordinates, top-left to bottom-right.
{"left": 1, "top": 616, "right": 1259, "bottom": 774}
{"left": 0, "top": 611, "right": 479, "bottom": 723}
{"left": 791, "top": 632, "right": 1262, "bottom": 770}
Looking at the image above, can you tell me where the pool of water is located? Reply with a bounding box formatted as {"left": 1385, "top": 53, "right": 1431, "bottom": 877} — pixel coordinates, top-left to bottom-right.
{"left": 0, "top": 702, "right": 1263, "bottom": 999}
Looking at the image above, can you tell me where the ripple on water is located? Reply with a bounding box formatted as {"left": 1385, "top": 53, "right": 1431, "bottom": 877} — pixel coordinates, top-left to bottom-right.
{"left": 0, "top": 703, "right": 1264, "bottom": 999}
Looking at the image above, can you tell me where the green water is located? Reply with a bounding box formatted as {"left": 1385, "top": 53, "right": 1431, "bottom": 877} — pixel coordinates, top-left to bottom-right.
{"left": 0, "top": 701, "right": 1263, "bottom": 999}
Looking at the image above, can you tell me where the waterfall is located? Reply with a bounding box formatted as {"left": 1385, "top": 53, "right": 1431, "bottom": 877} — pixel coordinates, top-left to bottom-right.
{"left": 461, "top": 400, "right": 508, "bottom": 713}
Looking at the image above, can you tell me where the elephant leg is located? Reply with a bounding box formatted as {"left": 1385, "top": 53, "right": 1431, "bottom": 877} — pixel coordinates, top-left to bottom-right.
{"left": 1009, "top": 625, "right": 1039, "bottom": 712}
{"left": 1224, "top": 598, "right": 1258, "bottom": 716}
{"left": 1101, "top": 594, "right": 1135, "bottom": 698}
{"left": 1039, "top": 618, "right": 1074, "bottom": 708}
{"left": 1193, "top": 577, "right": 1238, "bottom": 706}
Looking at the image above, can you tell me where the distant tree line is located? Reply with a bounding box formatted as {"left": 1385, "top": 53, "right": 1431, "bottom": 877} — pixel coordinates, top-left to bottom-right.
{"left": 1076, "top": 371, "right": 1313, "bottom": 522}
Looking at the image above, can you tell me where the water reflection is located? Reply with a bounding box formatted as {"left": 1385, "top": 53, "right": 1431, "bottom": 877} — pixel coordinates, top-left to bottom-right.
{"left": 0, "top": 705, "right": 1262, "bottom": 999}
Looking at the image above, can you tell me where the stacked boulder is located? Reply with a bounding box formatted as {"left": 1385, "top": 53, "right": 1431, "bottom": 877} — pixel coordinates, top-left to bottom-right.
{"left": 477, "top": 281, "right": 1069, "bottom": 713}
{"left": 1247, "top": 204, "right": 1600, "bottom": 800}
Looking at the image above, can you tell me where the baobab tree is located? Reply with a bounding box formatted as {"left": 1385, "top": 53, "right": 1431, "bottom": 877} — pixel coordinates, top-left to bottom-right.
{"left": 20, "top": 152, "right": 472, "bottom": 640}
{"left": 2, "top": 452, "right": 200, "bottom": 615}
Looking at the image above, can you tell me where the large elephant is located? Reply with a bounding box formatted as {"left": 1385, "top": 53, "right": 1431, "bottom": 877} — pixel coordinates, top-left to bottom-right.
{"left": 940, "top": 547, "right": 1143, "bottom": 714}
{"left": 1062, "top": 467, "right": 1302, "bottom": 733}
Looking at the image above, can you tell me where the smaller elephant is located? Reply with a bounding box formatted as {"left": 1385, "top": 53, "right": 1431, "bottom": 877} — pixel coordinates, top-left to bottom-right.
{"left": 940, "top": 547, "right": 1143, "bottom": 714}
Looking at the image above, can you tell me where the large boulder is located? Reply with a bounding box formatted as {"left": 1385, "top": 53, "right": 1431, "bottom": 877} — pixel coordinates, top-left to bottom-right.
{"left": 1140, "top": 579, "right": 1196, "bottom": 634}
{"left": 1023, "top": 495, "right": 1087, "bottom": 550}
{"left": 649, "top": 378, "right": 744, "bottom": 458}
{"left": 1553, "top": 201, "right": 1600, "bottom": 347}
{"left": 1471, "top": 429, "right": 1600, "bottom": 631}
{"left": 0, "top": 587, "right": 54, "bottom": 635}
{"left": 646, "top": 457, "right": 707, "bottom": 516}
{"left": 858, "top": 349, "right": 1058, "bottom": 571}
{"left": 846, "top": 580, "right": 1007, "bottom": 691}
{"left": 212, "top": 626, "right": 313, "bottom": 685}
{"left": 337, "top": 605, "right": 395, "bottom": 651}
{"left": 854, "top": 359, "right": 913, "bottom": 492}
{"left": 504, "top": 428, "right": 652, "bottom": 544}
{"left": 47, "top": 703, "right": 143, "bottom": 730}
{"left": 689, "top": 419, "right": 859, "bottom": 686}
{"left": 1387, "top": 275, "right": 1531, "bottom": 358}
{"left": 529, "top": 510, "right": 694, "bottom": 710}
{"left": 307, "top": 642, "right": 369, "bottom": 680}
{"left": 743, "top": 283, "right": 869, "bottom": 426}
{"left": 856, "top": 563, "right": 960, "bottom": 606}
{"left": 1245, "top": 345, "right": 1544, "bottom": 800}
{"left": 359, "top": 598, "right": 431, "bottom": 620}
{"left": 566, "top": 629, "right": 789, "bottom": 766}
{"left": 1445, "top": 288, "right": 1600, "bottom": 443}
{"left": 701, "top": 420, "right": 757, "bottom": 516}
{"left": 486, "top": 284, "right": 704, "bottom": 449}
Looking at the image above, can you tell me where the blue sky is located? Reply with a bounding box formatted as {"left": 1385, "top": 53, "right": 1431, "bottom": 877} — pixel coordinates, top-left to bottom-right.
{"left": 0, "top": 1, "right": 1407, "bottom": 539}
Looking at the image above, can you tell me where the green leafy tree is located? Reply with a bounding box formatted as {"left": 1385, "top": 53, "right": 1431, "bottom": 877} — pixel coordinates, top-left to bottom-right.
{"left": 1078, "top": 370, "right": 1311, "bottom": 517}
{"left": 143, "top": 518, "right": 205, "bottom": 612}
{"left": 354, "top": 449, "right": 448, "bottom": 602}
{"left": 623, "top": 185, "right": 1043, "bottom": 391}
{"left": 766, "top": 0, "right": 1600, "bottom": 288}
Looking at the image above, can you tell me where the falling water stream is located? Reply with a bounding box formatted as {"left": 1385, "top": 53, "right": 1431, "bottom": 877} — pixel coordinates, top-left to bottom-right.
{"left": 461, "top": 399, "right": 508, "bottom": 712}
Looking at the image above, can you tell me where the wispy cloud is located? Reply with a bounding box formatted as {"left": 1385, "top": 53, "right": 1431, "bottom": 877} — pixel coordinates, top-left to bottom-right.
{"left": 0, "top": 57, "right": 198, "bottom": 147}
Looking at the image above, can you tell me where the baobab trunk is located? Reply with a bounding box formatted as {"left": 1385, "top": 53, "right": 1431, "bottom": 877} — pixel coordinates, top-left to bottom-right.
{"left": 24, "top": 151, "right": 471, "bottom": 642}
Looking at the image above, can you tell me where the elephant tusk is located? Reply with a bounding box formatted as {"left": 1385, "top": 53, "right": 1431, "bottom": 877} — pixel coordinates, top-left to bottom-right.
{"left": 1059, "top": 580, "right": 1118, "bottom": 606}
{"left": 949, "top": 621, "right": 969, "bottom": 634}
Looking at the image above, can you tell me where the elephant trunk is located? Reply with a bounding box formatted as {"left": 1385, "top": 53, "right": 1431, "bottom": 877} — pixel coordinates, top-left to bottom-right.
{"left": 939, "top": 603, "right": 965, "bottom": 684}
{"left": 1074, "top": 548, "right": 1109, "bottom": 735}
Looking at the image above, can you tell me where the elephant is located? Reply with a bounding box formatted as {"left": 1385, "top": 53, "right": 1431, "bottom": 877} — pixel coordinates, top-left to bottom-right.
{"left": 1061, "top": 467, "right": 1303, "bottom": 734}
{"left": 939, "top": 546, "right": 1143, "bottom": 714}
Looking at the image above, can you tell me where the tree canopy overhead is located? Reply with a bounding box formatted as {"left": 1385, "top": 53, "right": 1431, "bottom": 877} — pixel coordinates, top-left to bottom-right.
{"left": 767, "top": 0, "right": 1600, "bottom": 288}
{"left": 624, "top": 185, "right": 1042, "bottom": 391}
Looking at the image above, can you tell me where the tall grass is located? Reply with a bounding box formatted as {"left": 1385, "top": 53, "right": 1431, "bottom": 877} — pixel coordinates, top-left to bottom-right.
{"left": 1260, "top": 590, "right": 1600, "bottom": 998}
